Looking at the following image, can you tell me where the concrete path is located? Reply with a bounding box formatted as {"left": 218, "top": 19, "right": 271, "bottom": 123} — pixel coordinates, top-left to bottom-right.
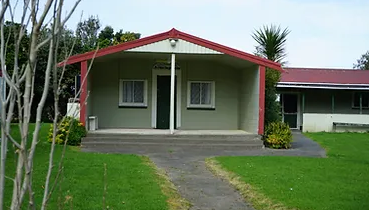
{"left": 82, "top": 132, "right": 326, "bottom": 210}
{"left": 151, "top": 154, "right": 252, "bottom": 210}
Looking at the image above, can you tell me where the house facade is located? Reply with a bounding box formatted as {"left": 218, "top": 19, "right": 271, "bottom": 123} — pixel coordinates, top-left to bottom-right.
{"left": 277, "top": 68, "right": 369, "bottom": 132}
{"left": 61, "top": 28, "right": 283, "bottom": 135}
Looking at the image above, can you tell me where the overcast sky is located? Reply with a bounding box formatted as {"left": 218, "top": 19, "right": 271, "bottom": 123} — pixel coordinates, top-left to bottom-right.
{"left": 12, "top": 0, "right": 369, "bottom": 68}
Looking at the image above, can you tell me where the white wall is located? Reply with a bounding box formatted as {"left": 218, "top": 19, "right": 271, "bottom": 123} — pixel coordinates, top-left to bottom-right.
{"left": 126, "top": 38, "right": 222, "bottom": 54}
{"left": 66, "top": 102, "right": 80, "bottom": 119}
{"left": 303, "top": 113, "right": 369, "bottom": 132}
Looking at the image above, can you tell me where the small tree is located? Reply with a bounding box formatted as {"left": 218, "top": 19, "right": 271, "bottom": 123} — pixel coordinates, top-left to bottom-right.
{"left": 252, "top": 25, "right": 290, "bottom": 126}
{"left": 0, "top": 0, "right": 88, "bottom": 209}
{"left": 353, "top": 51, "right": 369, "bottom": 70}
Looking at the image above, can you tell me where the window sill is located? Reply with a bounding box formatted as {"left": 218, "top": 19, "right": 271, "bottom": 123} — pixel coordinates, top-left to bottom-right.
{"left": 352, "top": 107, "right": 369, "bottom": 109}
{"left": 187, "top": 107, "right": 215, "bottom": 110}
{"left": 119, "top": 105, "right": 147, "bottom": 109}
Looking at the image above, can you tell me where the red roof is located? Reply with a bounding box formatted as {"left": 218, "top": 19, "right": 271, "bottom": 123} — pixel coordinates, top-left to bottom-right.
{"left": 58, "top": 28, "right": 283, "bottom": 72}
{"left": 281, "top": 67, "right": 369, "bottom": 85}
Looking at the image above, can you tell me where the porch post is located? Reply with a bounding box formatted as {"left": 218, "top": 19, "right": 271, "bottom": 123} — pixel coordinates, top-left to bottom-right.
{"left": 331, "top": 94, "right": 335, "bottom": 114}
{"left": 360, "top": 93, "right": 363, "bottom": 114}
{"left": 170, "top": 54, "right": 176, "bottom": 134}
{"left": 258, "top": 66, "right": 266, "bottom": 135}
{"left": 80, "top": 60, "right": 88, "bottom": 126}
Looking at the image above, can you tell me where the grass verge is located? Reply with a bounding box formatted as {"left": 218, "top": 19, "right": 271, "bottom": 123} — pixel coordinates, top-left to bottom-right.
{"left": 4, "top": 124, "right": 189, "bottom": 209}
{"left": 208, "top": 133, "right": 369, "bottom": 210}
{"left": 205, "top": 158, "right": 292, "bottom": 210}
{"left": 143, "top": 157, "right": 191, "bottom": 210}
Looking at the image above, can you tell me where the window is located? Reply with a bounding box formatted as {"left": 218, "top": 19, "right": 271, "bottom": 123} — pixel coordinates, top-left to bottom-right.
{"left": 352, "top": 92, "right": 369, "bottom": 109}
{"left": 119, "top": 80, "right": 147, "bottom": 107}
{"left": 187, "top": 81, "right": 215, "bottom": 108}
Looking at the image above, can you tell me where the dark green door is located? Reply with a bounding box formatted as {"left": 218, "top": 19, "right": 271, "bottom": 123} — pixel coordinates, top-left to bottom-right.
{"left": 156, "top": 76, "right": 176, "bottom": 129}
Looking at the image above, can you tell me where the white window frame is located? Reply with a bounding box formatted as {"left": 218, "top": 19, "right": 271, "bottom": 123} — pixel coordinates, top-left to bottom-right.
{"left": 352, "top": 92, "right": 369, "bottom": 109}
{"left": 187, "top": 81, "right": 215, "bottom": 108}
{"left": 119, "top": 79, "right": 148, "bottom": 107}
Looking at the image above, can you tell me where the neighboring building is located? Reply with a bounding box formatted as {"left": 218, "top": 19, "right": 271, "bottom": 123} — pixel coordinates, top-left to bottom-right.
{"left": 60, "top": 28, "right": 283, "bottom": 135}
{"left": 278, "top": 67, "right": 369, "bottom": 132}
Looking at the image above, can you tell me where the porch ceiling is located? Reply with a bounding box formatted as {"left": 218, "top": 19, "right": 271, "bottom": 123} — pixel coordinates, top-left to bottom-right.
{"left": 93, "top": 51, "right": 256, "bottom": 69}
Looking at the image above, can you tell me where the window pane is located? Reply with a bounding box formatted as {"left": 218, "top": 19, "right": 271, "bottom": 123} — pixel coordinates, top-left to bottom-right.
{"left": 190, "top": 83, "right": 200, "bottom": 104}
{"left": 353, "top": 92, "right": 360, "bottom": 107}
{"left": 201, "top": 83, "right": 211, "bottom": 104}
{"left": 123, "top": 81, "right": 134, "bottom": 103}
{"left": 362, "top": 93, "right": 369, "bottom": 108}
{"left": 133, "top": 81, "right": 144, "bottom": 103}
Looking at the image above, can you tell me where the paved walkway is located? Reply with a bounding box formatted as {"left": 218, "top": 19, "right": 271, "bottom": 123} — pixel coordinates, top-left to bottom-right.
{"left": 82, "top": 132, "right": 326, "bottom": 210}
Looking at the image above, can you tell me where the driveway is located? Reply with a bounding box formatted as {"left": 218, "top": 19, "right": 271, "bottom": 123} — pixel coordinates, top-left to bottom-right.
{"left": 82, "top": 132, "right": 326, "bottom": 210}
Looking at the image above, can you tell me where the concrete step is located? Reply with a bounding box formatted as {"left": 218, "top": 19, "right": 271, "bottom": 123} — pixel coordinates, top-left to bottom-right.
{"left": 84, "top": 134, "right": 261, "bottom": 141}
{"left": 81, "top": 143, "right": 263, "bottom": 150}
{"left": 82, "top": 139, "right": 263, "bottom": 145}
{"left": 82, "top": 133, "right": 264, "bottom": 150}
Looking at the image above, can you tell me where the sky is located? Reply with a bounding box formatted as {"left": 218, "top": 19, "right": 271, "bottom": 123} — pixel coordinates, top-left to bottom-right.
{"left": 11, "top": 0, "right": 369, "bottom": 68}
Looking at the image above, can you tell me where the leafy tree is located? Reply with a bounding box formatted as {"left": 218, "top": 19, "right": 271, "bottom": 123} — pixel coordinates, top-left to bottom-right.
{"left": 113, "top": 31, "right": 141, "bottom": 44}
{"left": 353, "top": 51, "right": 369, "bottom": 70}
{"left": 4, "top": 15, "right": 141, "bottom": 122}
{"left": 76, "top": 15, "right": 101, "bottom": 52}
{"left": 252, "top": 25, "right": 290, "bottom": 127}
{"left": 97, "top": 26, "right": 141, "bottom": 48}
{"left": 2, "top": 21, "right": 29, "bottom": 72}
{"left": 98, "top": 26, "right": 115, "bottom": 48}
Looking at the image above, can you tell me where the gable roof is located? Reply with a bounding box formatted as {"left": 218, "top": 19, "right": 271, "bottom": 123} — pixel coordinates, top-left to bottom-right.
{"left": 58, "top": 28, "right": 283, "bottom": 72}
{"left": 280, "top": 67, "right": 369, "bottom": 85}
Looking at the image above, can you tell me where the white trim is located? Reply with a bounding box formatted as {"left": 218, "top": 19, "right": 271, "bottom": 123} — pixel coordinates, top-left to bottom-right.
{"left": 151, "top": 69, "right": 182, "bottom": 128}
{"left": 278, "top": 81, "right": 369, "bottom": 86}
{"left": 170, "top": 54, "right": 176, "bottom": 134}
{"left": 277, "top": 84, "right": 369, "bottom": 90}
{"left": 119, "top": 79, "right": 148, "bottom": 107}
{"left": 187, "top": 81, "right": 215, "bottom": 108}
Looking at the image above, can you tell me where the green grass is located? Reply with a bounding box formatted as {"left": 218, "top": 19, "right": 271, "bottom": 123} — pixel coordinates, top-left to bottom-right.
{"left": 3, "top": 124, "right": 173, "bottom": 210}
{"left": 213, "top": 133, "right": 369, "bottom": 210}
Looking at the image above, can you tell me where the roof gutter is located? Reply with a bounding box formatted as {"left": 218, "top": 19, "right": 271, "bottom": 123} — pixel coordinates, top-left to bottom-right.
{"left": 277, "top": 82, "right": 369, "bottom": 90}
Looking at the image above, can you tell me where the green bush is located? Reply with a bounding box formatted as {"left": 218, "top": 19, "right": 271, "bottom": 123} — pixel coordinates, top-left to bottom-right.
{"left": 264, "top": 68, "right": 282, "bottom": 126}
{"left": 48, "top": 117, "right": 86, "bottom": 146}
{"left": 264, "top": 121, "right": 292, "bottom": 149}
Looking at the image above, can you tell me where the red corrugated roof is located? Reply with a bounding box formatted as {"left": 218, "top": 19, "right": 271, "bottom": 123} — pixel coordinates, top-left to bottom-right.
{"left": 281, "top": 67, "right": 369, "bottom": 85}
{"left": 58, "top": 28, "right": 283, "bottom": 72}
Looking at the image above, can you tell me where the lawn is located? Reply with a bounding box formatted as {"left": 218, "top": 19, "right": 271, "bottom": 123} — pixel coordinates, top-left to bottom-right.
{"left": 210, "top": 133, "right": 369, "bottom": 210}
{"left": 4, "top": 124, "right": 185, "bottom": 210}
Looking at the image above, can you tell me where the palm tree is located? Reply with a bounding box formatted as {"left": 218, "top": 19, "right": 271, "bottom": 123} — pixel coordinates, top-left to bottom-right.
{"left": 252, "top": 25, "right": 290, "bottom": 126}
{"left": 252, "top": 25, "right": 290, "bottom": 64}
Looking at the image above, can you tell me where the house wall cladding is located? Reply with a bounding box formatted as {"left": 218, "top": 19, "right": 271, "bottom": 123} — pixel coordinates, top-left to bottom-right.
{"left": 90, "top": 58, "right": 153, "bottom": 128}
{"left": 303, "top": 89, "right": 369, "bottom": 114}
{"left": 180, "top": 60, "right": 239, "bottom": 130}
{"left": 126, "top": 39, "right": 223, "bottom": 54}
{"left": 238, "top": 65, "right": 259, "bottom": 133}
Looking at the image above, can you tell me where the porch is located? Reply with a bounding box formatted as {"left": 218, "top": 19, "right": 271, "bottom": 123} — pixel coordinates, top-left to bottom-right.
{"left": 86, "top": 51, "right": 262, "bottom": 134}
{"left": 278, "top": 88, "right": 369, "bottom": 132}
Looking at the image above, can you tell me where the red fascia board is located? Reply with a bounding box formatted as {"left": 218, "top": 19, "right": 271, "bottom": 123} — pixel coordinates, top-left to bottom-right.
{"left": 57, "top": 31, "right": 171, "bottom": 67}
{"left": 58, "top": 28, "right": 283, "bottom": 72}
{"left": 174, "top": 30, "right": 283, "bottom": 72}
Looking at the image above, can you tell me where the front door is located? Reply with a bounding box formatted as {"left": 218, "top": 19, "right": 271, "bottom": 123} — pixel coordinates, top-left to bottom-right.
{"left": 282, "top": 94, "right": 298, "bottom": 129}
{"left": 156, "top": 76, "right": 176, "bottom": 129}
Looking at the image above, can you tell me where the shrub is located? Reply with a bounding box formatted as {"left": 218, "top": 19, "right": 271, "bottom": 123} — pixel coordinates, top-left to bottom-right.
{"left": 264, "top": 121, "right": 292, "bottom": 149}
{"left": 48, "top": 117, "right": 86, "bottom": 146}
